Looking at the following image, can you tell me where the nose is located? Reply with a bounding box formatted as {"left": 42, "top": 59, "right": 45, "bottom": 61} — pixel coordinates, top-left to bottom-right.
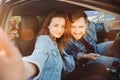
{"left": 75, "top": 28, "right": 81, "bottom": 33}
{"left": 57, "top": 27, "right": 64, "bottom": 32}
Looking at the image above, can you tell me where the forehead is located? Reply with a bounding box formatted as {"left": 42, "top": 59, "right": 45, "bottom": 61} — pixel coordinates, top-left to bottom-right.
{"left": 51, "top": 17, "right": 65, "bottom": 23}
{"left": 72, "top": 17, "right": 86, "bottom": 26}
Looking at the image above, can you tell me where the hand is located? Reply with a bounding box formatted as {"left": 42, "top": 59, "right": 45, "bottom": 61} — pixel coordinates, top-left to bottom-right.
{"left": 0, "top": 29, "right": 24, "bottom": 80}
{"left": 82, "top": 53, "right": 100, "bottom": 60}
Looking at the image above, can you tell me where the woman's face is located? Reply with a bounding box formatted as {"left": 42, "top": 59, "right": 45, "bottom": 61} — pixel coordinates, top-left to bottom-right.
{"left": 48, "top": 17, "right": 65, "bottom": 38}
{"left": 71, "top": 17, "right": 88, "bottom": 40}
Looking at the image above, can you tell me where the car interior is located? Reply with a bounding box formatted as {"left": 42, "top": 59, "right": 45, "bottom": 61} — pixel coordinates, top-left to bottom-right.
{"left": 5, "top": 0, "right": 91, "bottom": 56}
{"left": 0, "top": 0, "right": 120, "bottom": 80}
{"left": 5, "top": 0, "right": 119, "bottom": 56}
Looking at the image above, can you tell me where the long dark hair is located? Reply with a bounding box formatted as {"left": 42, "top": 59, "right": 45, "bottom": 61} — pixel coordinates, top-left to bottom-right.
{"left": 38, "top": 10, "right": 71, "bottom": 55}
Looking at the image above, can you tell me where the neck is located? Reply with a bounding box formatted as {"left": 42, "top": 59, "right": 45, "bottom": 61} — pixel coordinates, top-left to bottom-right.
{"left": 49, "top": 34, "right": 56, "bottom": 43}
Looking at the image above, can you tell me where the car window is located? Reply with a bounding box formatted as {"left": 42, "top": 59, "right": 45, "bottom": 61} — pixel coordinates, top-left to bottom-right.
{"left": 85, "top": 11, "right": 120, "bottom": 30}
{"left": 84, "top": 11, "right": 103, "bottom": 22}
{"left": 85, "top": 11, "right": 120, "bottom": 22}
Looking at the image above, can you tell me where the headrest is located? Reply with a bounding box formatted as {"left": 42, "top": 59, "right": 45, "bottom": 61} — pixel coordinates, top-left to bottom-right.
{"left": 19, "top": 16, "right": 40, "bottom": 56}
{"left": 20, "top": 16, "right": 39, "bottom": 41}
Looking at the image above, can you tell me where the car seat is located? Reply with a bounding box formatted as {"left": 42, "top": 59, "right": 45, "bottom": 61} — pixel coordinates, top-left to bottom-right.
{"left": 19, "top": 16, "right": 40, "bottom": 56}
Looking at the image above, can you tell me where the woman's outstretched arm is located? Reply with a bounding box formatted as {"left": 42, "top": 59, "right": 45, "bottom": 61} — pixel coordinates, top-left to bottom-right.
{"left": 0, "top": 28, "right": 37, "bottom": 80}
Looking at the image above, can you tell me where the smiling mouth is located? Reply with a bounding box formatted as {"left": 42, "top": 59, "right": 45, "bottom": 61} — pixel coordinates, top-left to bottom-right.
{"left": 75, "top": 33, "right": 83, "bottom": 35}
{"left": 57, "top": 32, "right": 63, "bottom": 35}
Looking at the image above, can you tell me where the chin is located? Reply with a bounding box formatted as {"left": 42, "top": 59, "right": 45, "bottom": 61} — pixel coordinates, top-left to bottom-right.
{"left": 55, "top": 36, "right": 61, "bottom": 38}
{"left": 75, "top": 36, "right": 82, "bottom": 40}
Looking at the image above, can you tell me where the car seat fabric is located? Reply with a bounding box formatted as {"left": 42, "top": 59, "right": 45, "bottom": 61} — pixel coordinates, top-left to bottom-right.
{"left": 19, "top": 16, "right": 40, "bottom": 56}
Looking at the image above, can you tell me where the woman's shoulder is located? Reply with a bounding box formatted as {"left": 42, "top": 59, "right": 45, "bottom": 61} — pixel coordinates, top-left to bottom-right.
{"left": 36, "top": 35, "right": 52, "bottom": 44}
{"left": 37, "top": 35, "right": 50, "bottom": 41}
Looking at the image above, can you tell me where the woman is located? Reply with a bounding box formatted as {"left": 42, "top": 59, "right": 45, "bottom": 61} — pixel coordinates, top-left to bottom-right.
{"left": 0, "top": 10, "right": 71, "bottom": 80}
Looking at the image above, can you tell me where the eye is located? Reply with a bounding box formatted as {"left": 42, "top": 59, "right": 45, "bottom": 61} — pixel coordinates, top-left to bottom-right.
{"left": 54, "top": 24, "right": 58, "bottom": 27}
{"left": 61, "top": 25, "right": 65, "bottom": 28}
{"left": 71, "top": 26, "right": 76, "bottom": 28}
{"left": 79, "top": 26, "right": 84, "bottom": 28}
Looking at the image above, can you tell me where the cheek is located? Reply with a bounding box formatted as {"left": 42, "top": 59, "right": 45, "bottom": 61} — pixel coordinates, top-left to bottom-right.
{"left": 49, "top": 27, "right": 54, "bottom": 35}
{"left": 49, "top": 26, "right": 55, "bottom": 32}
{"left": 71, "top": 31, "right": 75, "bottom": 36}
{"left": 71, "top": 28, "right": 75, "bottom": 33}
{"left": 70, "top": 30, "right": 74, "bottom": 35}
{"left": 82, "top": 27, "right": 87, "bottom": 32}
{"left": 61, "top": 29, "right": 65, "bottom": 34}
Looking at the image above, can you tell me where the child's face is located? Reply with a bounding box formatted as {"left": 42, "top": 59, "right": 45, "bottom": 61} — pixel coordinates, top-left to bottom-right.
{"left": 48, "top": 17, "right": 65, "bottom": 39}
{"left": 71, "top": 17, "right": 88, "bottom": 40}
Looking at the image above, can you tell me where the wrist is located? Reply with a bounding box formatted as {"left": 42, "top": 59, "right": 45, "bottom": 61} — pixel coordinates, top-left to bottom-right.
{"left": 82, "top": 54, "right": 88, "bottom": 58}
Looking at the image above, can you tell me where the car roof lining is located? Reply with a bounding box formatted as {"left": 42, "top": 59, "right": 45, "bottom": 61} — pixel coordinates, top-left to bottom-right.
{"left": 60, "top": 0, "right": 120, "bottom": 17}
{"left": 11, "top": 0, "right": 89, "bottom": 16}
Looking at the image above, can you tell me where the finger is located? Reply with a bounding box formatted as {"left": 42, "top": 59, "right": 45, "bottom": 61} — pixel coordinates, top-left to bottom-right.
{"left": 96, "top": 54, "right": 100, "bottom": 57}
{"left": 93, "top": 54, "right": 100, "bottom": 57}
{"left": 0, "top": 28, "right": 17, "bottom": 57}
{"left": 94, "top": 57, "right": 98, "bottom": 60}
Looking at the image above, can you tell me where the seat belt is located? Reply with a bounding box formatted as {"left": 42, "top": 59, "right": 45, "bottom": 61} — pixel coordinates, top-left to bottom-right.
{"left": 76, "top": 38, "right": 95, "bottom": 66}
{"left": 80, "top": 38, "right": 95, "bottom": 53}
